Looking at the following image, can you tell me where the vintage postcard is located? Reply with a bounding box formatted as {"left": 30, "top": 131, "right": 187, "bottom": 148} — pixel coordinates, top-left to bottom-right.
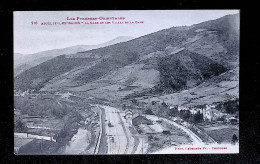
{"left": 14, "top": 10, "right": 239, "bottom": 154}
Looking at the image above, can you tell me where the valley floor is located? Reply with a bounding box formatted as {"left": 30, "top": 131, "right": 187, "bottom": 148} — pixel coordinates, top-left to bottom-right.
{"left": 14, "top": 93, "right": 239, "bottom": 155}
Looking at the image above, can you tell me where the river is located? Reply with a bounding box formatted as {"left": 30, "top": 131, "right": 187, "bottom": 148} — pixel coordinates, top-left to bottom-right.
{"left": 63, "top": 128, "right": 90, "bottom": 154}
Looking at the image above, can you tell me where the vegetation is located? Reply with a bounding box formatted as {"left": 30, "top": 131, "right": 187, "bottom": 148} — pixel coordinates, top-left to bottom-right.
{"left": 146, "top": 101, "right": 203, "bottom": 125}
{"left": 156, "top": 50, "right": 227, "bottom": 94}
{"left": 232, "top": 134, "right": 238, "bottom": 144}
{"left": 14, "top": 15, "right": 237, "bottom": 100}
{"left": 215, "top": 98, "right": 239, "bottom": 114}
{"left": 15, "top": 55, "right": 93, "bottom": 91}
{"left": 15, "top": 119, "right": 27, "bottom": 132}
{"left": 193, "top": 111, "right": 204, "bottom": 124}
{"left": 144, "top": 108, "right": 154, "bottom": 115}
{"left": 178, "top": 110, "right": 203, "bottom": 125}
{"left": 75, "top": 50, "right": 139, "bottom": 85}
{"left": 168, "top": 106, "right": 178, "bottom": 117}
{"left": 54, "top": 110, "right": 83, "bottom": 144}
{"left": 14, "top": 95, "right": 73, "bottom": 119}
{"left": 194, "top": 14, "right": 239, "bottom": 64}
{"left": 158, "top": 57, "right": 188, "bottom": 93}
{"left": 18, "top": 139, "right": 61, "bottom": 155}
{"left": 15, "top": 94, "right": 85, "bottom": 154}
{"left": 206, "top": 127, "right": 239, "bottom": 144}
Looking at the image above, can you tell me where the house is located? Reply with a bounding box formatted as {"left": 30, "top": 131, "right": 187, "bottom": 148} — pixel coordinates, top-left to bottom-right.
{"left": 178, "top": 106, "right": 188, "bottom": 111}
{"left": 203, "top": 109, "right": 213, "bottom": 122}
{"left": 125, "top": 110, "right": 133, "bottom": 119}
{"left": 162, "top": 129, "right": 171, "bottom": 135}
{"left": 206, "top": 104, "right": 216, "bottom": 110}
{"left": 124, "top": 110, "right": 133, "bottom": 125}
{"left": 132, "top": 115, "right": 153, "bottom": 126}
{"left": 172, "top": 117, "right": 184, "bottom": 124}
{"left": 228, "top": 117, "right": 238, "bottom": 125}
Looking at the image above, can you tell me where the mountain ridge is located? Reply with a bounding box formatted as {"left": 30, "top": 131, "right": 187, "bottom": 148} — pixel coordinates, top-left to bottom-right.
{"left": 14, "top": 36, "right": 134, "bottom": 76}
{"left": 15, "top": 14, "right": 239, "bottom": 105}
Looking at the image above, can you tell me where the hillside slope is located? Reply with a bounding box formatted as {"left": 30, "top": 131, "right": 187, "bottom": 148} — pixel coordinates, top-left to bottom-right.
{"left": 138, "top": 67, "right": 239, "bottom": 106}
{"left": 14, "top": 36, "right": 134, "bottom": 76}
{"left": 15, "top": 14, "right": 239, "bottom": 104}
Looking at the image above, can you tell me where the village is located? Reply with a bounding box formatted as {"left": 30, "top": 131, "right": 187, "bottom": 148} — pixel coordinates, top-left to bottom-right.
{"left": 14, "top": 89, "right": 239, "bottom": 154}
{"left": 119, "top": 97, "right": 239, "bottom": 147}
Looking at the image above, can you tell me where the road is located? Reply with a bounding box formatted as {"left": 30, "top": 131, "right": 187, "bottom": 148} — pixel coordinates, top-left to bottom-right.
{"left": 18, "top": 93, "right": 137, "bottom": 154}
{"left": 98, "top": 105, "right": 130, "bottom": 154}
{"left": 118, "top": 112, "right": 137, "bottom": 154}
{"left": 145, "top": 115, "right": 203, "bottom": 144}
{"left": 134, "top": 136, "right": 148, "bottom": 154}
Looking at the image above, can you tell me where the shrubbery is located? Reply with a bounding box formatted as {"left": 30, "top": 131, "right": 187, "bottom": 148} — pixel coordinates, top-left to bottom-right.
{"left": 15, "top": 119, "right": 27, "bottom": 132}
{"left": 14, "top": 96, "right": 73, "bottom": 119}
{"left": 54, "top": 110, "right": 83, "bottom": 144}
{"left": 156, "top": 50, "right": 227, "bottom": 94}
{"left": 215, "top": 98, "right": 239, "bottom": 114}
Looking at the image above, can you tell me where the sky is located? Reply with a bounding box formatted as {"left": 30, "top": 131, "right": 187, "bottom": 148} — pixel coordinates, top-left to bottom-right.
{"left": 14, "top": 10, "right": 239, "bottom": 55}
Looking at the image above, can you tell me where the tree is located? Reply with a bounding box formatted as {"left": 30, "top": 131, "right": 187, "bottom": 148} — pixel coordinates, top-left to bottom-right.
{"left": 231, "top": 134, "right": 238, "bottom": 144}
{"left": 158, "top": 57, "right": 188, "bottom": 93}
{"left": 145, "top": 108, "right": 154, "bottom": 115}
{"left": 169, "top": 106, "right": 178, "bottom": 117}
{"left": 15, "top": 119, "right": 27, "bottom": 132}
{"left": 217, "top": 116, "right": 225, "bottom": 121}
{"left": 160, "top": 102, "right": 168, "bottom": 112}
{"left": 151, "top": 101, "right": 157, "bottom": 105}
{"left": 132, "top": 99, "right": 137, "bottom": 104}
{"left": 180, "top": 110, "right": 191, "bottom": 122}
{"left": 194, "top": 111, "right": 203, "bottom": 124}
{"left": 188, "top": 116, "right": 194, "bottom": 125}
{"left": 158, "top": 102, "right": 169, "bottom": 117}
{"left": 122, "top": 104, "right": 126, "bottom": 111}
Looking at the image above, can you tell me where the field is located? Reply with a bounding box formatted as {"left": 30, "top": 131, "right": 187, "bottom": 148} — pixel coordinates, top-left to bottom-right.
{"left": 147, "top": 120, "right": 192, "bottom": 153}
{"left": 198, "top": 124, "right": 239, "bottom": 143}
{"left": 18, "top": 139, "right": 62, "bottom": 155}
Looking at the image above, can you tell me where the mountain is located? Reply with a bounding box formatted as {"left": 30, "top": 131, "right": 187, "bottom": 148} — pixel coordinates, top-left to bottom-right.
{"left": 14, "top": 36, "right": 134, "bottom": 76}
{"left": 14, "top": 53, "right": 26, "bottom": 66}
{"left": 138, "top": 67, "right": 239, "bottom": 106}
{"left": 15, "top": 14, "right": 239, "bottom": 105}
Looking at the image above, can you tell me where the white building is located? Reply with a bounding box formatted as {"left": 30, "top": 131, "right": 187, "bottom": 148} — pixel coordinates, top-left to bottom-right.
{"left": 61, "top": 92, "right": 72, "bottom": 99}
{"left": 203, "top": 108, "right": 213, "bottom": 121}
{"left": 124, "top": 110, "right": 133, "bottom": 125}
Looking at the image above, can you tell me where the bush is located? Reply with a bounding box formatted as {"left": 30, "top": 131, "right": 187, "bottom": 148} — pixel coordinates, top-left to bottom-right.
{"left": 15, "top": 119, "right": 27, "bottom": 132}
{"left": 148, "top": 135, "right": 153, "bottom": 141}
{"left": 15, "top": 96, "right": 74, "bottom": 119}
{"left": 145, "top": 108, "right": 154, "bottom": 115}
{"left": 217, "top": 116, "right": 225, "bottom": 121}
{"left": 231, "top": 134, "right": 238, "bottom": 144}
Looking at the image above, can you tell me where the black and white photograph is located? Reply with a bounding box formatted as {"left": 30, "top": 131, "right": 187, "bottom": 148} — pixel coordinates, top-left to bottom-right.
{"left": 13, "top": 10, "right": 239, "bottom": 155}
